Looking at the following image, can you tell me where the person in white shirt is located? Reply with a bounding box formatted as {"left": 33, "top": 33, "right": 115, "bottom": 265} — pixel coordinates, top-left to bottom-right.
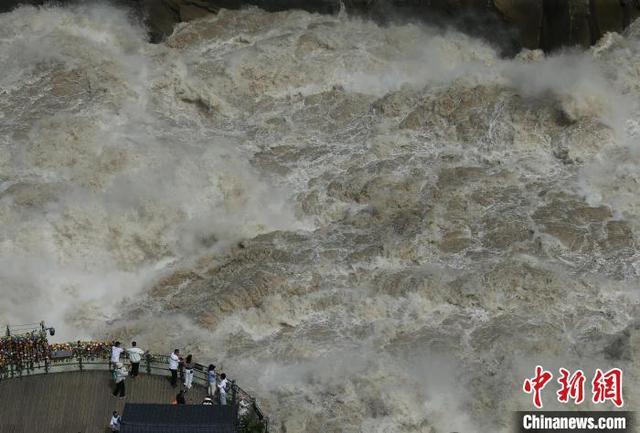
{"left": 183, "top": 354, "right": 194, "bottom": 389}
{"left": 109, "top": 410, "right": 121, "bottom": 432}
{"left": 126, "top": 341, "right": 145, "bottom": 378}
{"left": 207, "top": 364, "right": 217, "bottom": 397}
{"left": 217, "top": 373, "right": 229, "bottom": 405}
{"left": 112, "top": 362, "right": 128, "bottom": 399}
{"left": 169, "top": 349, "right": 180, "bottom": 388}
{"left": 111, "top": 342, "right": 123, "bottom": 369}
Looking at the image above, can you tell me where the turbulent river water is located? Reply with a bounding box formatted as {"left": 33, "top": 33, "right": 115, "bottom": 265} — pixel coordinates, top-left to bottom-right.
{"left": 1, "top": 3, "right": 640, "bottom": 432}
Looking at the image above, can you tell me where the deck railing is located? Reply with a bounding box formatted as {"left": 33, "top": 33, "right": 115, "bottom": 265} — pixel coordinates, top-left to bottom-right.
{"left": 0, "top": 341, "right": 268, "bottom": 433}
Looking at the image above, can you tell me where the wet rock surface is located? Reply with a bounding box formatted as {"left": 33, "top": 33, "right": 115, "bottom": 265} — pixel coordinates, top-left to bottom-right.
{"left": 4, "top": 1, "right": 640, "bottom": 51}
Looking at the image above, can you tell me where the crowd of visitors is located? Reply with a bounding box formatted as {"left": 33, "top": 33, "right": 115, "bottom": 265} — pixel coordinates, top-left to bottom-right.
{"left": 2, "top": 332, "right": 236, "bottom": 432}
{"left": 106, "top": 342, "right": 232, "bottom": 430}
{"left": 2, "top": 334, "right": 231, "bottom": 406}
{"left": 108, "top": 341, "right": 148, "bottom": 399}
{"left": 105, "top": 342, "right": 230, "bottom": 406}
{"left": 164, "top": 348, "right": 230, "bottom": 405}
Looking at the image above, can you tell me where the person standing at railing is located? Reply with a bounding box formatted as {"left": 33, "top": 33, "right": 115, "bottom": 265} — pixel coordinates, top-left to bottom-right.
{"left": 183, "top": 354, "right": 195, "bottom": 389}
{"left": 110, "top": 342, "right": 123, "bottom": 370}
{"left": 126, "top": 341, "right": 144, "bottom": 378}
{"left": 178, "top": 352, "right": 185, "bottom": 383}
{"left": 207, "top": 364, "right": 217, "bottom": 397}
{"left": 169, "top": 349, "right": 180, "bottom": 388}
{"left": 112, "top": 362, "right": 128, "bottom": 399}
{"left": 218, "top": 373, "right": 229, "bottom": 405}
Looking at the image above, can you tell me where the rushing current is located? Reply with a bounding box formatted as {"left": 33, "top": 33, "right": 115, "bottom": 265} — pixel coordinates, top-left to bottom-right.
{"left": 1, "top": 3, "right": 639, "bottom": 432}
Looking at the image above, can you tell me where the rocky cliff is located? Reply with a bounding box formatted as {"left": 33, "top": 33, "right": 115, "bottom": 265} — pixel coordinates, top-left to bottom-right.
{"left": 142, "top": 0, "right": 640, "bottom": 52}
{"left": 3, "top": 0, "right": 640, "bottom": 52}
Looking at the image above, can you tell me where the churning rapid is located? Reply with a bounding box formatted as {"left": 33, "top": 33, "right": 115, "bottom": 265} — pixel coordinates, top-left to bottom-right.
{"left": 1, "top": 3, "right": 640, "bottom": 432}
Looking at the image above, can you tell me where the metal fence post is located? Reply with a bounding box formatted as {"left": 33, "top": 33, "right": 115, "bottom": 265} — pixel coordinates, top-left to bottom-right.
{"left": 145, "top": 353, "right": 151, "bottom": 374}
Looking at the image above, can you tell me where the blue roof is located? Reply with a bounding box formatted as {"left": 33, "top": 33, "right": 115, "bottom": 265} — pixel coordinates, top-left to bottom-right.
{"left": 120, "top": 403, "right": 237, "bottom": 433}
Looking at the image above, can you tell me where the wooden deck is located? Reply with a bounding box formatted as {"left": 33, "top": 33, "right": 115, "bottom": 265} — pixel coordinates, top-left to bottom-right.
{"left": 0, "top": 370, "right": 208, "bottom": 433}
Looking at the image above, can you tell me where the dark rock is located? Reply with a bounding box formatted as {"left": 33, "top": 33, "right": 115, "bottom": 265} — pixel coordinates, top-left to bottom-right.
{"left": 603, "top": 330, "right": 632, "bottom": 361}
{"left": 601, "top": 320, "right": 640, "bottom": 361}
{"left": 145, "top": 0, "right": 640, "bottom": 52}
{"left": 3, "top": 0, "right": 639, "bottom": 52}
{"left": 141, "top": 0, "right": 181, "bottom": 43}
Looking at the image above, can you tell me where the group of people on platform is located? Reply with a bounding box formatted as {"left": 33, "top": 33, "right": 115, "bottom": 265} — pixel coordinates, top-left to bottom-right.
{"left": 110, "top": 341, "right": 145, "bottom": 399}
{"left": 168, "top": 348, "right": 230, "bottom": 405}
{"left": 108, "top": 341, "right": 232, "bottom": 432}
{"left": 109, "top": 342, "right": 230, "bottom": 404}
{"left": 4, "top": 335, "right": 234, "bottom": 433}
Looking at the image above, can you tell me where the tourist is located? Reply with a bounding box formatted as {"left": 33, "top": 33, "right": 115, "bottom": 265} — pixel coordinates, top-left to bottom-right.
{"left": 202, "top": 396, "right": 214, "bottom": 405}
{"left": 112, "top": 362, "right": 128, "bottom": 399}
{"left": 207, "top": 364, "right": 217, "bottom": 397}
{"left": 218, "top": 373, "right": 229, "bottom": 405}
{"left": 178, "top": 351, "right": 185, "bottom": 383}
{"left": 176, "top": 389, "right": 186, "bottom": 404}
{"left": 110, "top": 341, "right": 123, "bottom": 369}
{"left": 184, "top": 354, "right": 194, "bottom": 389}
{"left": 127, "top": 341, "right": 145, "bottom": 377}
{"left": 169, "top": 348, "right": 180, "bottom": 387}
{"left": 109, "top": 410, "right": 121, "bottom": 432}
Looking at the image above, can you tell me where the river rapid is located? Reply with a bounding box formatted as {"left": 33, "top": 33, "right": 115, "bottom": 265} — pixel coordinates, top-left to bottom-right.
{"left": 1, "top": 3, "right": 639, "bottom": 432}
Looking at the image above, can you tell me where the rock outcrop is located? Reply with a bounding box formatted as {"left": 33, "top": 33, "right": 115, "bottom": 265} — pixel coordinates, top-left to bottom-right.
{"left": 3, "top": 0, "right": 640, "bottom": 51}
{"left": 140, "top": 0, "right": 640, "bottom": 52}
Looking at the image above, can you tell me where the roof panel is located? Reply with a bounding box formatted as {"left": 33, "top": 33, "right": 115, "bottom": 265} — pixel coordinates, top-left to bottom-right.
{"left": 121, "top": 403, "right": 237, "bottom": 433}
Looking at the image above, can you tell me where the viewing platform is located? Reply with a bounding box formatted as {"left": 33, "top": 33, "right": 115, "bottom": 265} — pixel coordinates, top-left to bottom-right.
{"left": 0, "top": 322, "right": 268, "bottom": 433}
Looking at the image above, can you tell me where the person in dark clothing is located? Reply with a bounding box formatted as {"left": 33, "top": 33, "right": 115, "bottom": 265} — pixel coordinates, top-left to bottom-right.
{"left": 176, "top": 389, "right": 186, "bottom": 404}
{"left": 178, "top": 353, "right": 185, "bottom": 383}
